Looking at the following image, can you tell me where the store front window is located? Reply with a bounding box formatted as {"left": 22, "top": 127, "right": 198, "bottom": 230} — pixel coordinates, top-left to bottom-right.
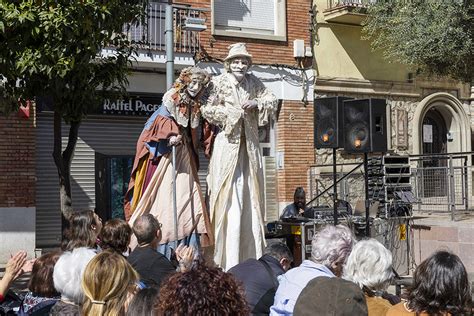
{"left": 95, "top": 153, "right": 133, "bottom": 220}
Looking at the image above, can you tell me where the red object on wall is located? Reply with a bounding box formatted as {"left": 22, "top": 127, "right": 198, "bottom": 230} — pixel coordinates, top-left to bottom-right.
{"left": 18, "top": 99, "right": 31, "bottom": 119}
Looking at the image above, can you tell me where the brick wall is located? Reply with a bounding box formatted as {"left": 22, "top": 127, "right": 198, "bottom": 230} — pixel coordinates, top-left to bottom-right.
{"left": 277, "top": 100, "right": 314, "bottom": 202}
{"left": 0, "top": 106, "right": 36, "bottom": 207}
{"left": 186, "top": 0, "right": 312, "bottom": 65}
{"left": 182, "top": 0, "right": 314, "bottom": 203}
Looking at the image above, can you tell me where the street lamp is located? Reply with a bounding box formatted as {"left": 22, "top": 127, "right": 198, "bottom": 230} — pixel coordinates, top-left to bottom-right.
{"left": 165, "top": 3, "right": 208, "bottom": 88}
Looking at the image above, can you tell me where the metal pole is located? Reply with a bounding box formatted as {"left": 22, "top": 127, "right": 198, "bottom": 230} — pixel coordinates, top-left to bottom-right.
{"left": 333, "top": 148, "right": 338, "bottom": 225}
{"left": 417, "top": 160, "right": 422, "bottom": 213}
{"left": 306, "top": 162, "right": 363, "bottom": 206}
{"left": 309, "top": 167, "right": 314, "bottom": 207}
{"left": 166, "top": 1, "right": 178, "bottom": 242}
{"left": 172, "top": 145, "right": 178, "bottom": 241}
{"left": 463, "top": 156, "right": 468, "bottom": 212}
{"left": 448, "top": 154, "right": 455, "bottom": 221}
{"left": 364, "top": 153, "right": 370, "bottom": 237}
{"left": 406, "top": 218, "right": 411, "bottom": 274}
{"left": 165, "top": 2, "right": 174, "bottom": 88}
{"left": 301, "top": 222, "right": 306, "bottom": 261}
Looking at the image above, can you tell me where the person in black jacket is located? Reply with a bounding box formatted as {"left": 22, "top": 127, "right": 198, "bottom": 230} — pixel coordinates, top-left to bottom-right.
{"left": 280, "top": 187, "right": 309, "bottom": 219}
{"left": 128, "top": 214, "right": 194, "bottom": 288}
{"left": 228, "top": 242, "right": 293, "bottom": 315}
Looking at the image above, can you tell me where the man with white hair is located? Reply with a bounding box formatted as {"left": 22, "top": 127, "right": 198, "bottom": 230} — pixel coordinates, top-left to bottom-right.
{"left": 270, "top": 225, "right": 355, "bottom": 315}
{"left": 51, "top": 247, "right": 96, "bottom": 315}
{"left": 343, "top": 238, "right": 395, "bottom": 315}
{"left": 202, "top": 43, "right": 277, "bottom": 271}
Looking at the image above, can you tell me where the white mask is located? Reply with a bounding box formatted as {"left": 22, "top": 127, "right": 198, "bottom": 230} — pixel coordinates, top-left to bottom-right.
{"left": 230, "top": 58, "right": 249, "bottom": 82}
{"left": 186, "top": 76, "right": 203, "bottom": 98}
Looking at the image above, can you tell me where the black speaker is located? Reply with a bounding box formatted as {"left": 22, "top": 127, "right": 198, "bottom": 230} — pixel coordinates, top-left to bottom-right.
{"left": 343, "top": 98, "right": 387, "bottom": 153}
{"left": 314, "top": 97, "right": 352, "bottom": 149}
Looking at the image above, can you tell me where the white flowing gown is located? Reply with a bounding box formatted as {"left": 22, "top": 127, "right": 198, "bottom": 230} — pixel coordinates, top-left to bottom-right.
{"left": 202, "top": 72, "right": 277, "bottom": 271}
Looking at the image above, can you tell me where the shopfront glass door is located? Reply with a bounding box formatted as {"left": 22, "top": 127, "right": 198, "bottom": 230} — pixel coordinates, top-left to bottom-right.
{"left": 95, "top": 154, "right": 133, "bottom": 220}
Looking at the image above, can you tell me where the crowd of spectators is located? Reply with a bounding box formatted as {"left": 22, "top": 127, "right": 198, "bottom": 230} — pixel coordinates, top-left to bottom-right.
{"left": 0, "top": 211, "right": 472, "bottom": 315}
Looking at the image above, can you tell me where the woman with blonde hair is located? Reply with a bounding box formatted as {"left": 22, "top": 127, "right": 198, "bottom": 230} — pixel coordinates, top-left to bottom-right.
{"left": 82, "top": 250, "right": 139, "bottom": 316}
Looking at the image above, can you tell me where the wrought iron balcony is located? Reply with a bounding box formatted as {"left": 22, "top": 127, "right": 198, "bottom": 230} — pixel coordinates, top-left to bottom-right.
{"left": 327, "top": 0, "right": 374, "bottom": 9}
{"left": 123, "top": 2, "right": 203, "bottom": 54}
{"left": 324, "top": 0, "right": 375, "bottom": 25}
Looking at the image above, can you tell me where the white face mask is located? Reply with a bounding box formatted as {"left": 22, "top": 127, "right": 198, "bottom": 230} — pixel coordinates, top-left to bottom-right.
{"left": 186, "top": 76, "right": 203, "bottom": 98}
{"left": 230, "top": 58, "right": 249, "bottom": 82}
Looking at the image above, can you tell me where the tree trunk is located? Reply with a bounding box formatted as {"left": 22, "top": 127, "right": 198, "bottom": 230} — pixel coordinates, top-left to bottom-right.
{"left": 52, "top": 111, "right": 80, "bottom": 224}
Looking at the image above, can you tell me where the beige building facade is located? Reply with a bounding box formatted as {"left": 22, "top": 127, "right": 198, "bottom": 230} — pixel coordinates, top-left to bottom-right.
{"left": 313, "top": 0, "right": 472, "bottom": 160}
{"left": 312, "top": 0, "right": 474, "bottom": 273}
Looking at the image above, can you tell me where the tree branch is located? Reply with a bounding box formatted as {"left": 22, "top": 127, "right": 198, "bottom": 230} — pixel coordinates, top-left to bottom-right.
{"left": 63, "top": 120, "right": 80, "bottom": 164}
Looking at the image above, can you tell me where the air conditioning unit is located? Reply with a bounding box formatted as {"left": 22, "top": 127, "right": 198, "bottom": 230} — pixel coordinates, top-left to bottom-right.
{"left": 293, "top": 39, "right": 305, "bottom": 58}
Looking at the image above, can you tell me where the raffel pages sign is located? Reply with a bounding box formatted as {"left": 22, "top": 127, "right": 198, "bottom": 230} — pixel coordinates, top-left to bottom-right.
{"left": 101, "top": 94, "right": 164, "bottom": 116}
{"left": 37, "top": 93, "right": 164, "bottom": 116}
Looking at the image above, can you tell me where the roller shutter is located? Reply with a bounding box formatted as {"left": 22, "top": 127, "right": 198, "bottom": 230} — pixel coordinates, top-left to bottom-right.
{"left": 35, "top": 114, "right": 146, "bottom": 248}
{"left": 264, "top": 156, "right": 278, "bottom": 222}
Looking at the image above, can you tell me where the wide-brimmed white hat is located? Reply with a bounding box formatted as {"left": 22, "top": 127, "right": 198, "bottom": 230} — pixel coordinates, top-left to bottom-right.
{"left": 224, "top": 43, "right": 252, "bottom": 61}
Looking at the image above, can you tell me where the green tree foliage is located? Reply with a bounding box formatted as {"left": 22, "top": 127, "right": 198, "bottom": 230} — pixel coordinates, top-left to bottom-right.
{"left": 0, "top": 0, "right": 145, "bottom": 217}
{"left": 362, "top": 0, "right": 473, "bottom": 83}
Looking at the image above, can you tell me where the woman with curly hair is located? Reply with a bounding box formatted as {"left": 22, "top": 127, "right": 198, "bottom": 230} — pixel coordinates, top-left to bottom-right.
{"left": 157, "top": 262, "right": 249, "bottom": 315}
{"left": 82, "top": 250, "right": 139, "bottom": 316}
{"left": 125, "top": 67, "right": 213, "bottom": 256}
{"left": 387, "top": 250, "right": 472, "bottom": 315}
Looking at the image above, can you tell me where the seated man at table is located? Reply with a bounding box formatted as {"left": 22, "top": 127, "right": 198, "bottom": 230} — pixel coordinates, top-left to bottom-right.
{"left": 280, "top": 187, "right": 309, "bottom": 220}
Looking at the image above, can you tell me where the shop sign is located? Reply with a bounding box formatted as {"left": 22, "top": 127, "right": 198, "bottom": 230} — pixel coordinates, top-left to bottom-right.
{"left": 101, "top": 94, "right": 164, "bottom": 116}
{"left": 37, "top": 93, "right": 164, "bottom": 116}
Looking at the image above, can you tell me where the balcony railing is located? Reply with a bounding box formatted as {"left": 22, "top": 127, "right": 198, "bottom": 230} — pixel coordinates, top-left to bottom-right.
{"left": 123, "top": 2, "right": 203, "bottom": 54}
{"left": 324, "top": 0, "right": 375, "bottom": 25}
{"left": 327, "top": 0, "right": 375, "bottom": 10}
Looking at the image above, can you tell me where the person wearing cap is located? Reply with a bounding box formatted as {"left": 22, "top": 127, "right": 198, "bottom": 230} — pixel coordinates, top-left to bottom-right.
{"left": 270, "top": 225, "right": 355, "bottom": 315}
{"left": 293, "top": 276, "right": 368, "bottom": 316}
{"left": 202, "top": 43, "right": 277, "bottom": 271}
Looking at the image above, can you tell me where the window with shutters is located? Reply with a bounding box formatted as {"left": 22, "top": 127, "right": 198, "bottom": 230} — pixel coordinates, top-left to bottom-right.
{"left": 212, "top": 0, "right": 287, "bottom": 41}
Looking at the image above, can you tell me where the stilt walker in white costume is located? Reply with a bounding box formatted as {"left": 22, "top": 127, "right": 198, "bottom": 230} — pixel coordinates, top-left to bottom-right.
{"left": 201, "top": 43, "right": 277, "bottom": 271}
